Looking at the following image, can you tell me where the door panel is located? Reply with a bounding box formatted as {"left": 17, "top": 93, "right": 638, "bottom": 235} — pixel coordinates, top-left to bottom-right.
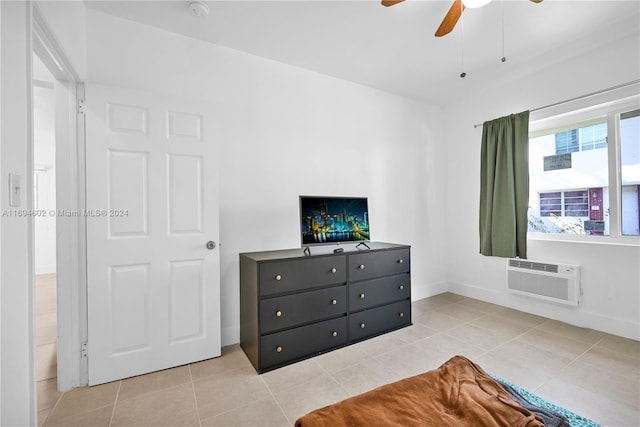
{"left": 85, "top": 83, "right": 220, "bottom": 385}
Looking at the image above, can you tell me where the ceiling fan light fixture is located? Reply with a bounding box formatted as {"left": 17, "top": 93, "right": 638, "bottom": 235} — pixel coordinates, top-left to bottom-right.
{"left": 462, "top": 0, "right": 492, "bottom": 8}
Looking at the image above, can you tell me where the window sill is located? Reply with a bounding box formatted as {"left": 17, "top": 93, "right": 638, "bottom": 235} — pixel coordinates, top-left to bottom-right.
{"left": 528, "top": 232, "right": 640, "bottom": 247}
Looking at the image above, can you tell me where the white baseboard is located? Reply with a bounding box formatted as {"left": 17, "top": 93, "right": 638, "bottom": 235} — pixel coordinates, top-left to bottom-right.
{"left": 447, "top": 280, "right": 639, "bottom": 341}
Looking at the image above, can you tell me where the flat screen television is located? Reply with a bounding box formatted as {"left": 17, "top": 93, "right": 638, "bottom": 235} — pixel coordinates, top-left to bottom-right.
{"left": 299, "top": 196, "right": 370, "bottom": 246}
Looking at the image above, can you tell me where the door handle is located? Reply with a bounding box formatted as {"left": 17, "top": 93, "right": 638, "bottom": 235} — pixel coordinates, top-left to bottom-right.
{"left": 206, "top": 241, "right": 216, "bottom": 250}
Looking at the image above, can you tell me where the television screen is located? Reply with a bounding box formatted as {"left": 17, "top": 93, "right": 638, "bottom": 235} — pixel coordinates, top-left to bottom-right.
{"left": 299, "top": 196, "right": 370, "bottom": 246}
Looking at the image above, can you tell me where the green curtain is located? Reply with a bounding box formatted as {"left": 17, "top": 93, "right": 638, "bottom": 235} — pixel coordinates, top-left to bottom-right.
{"left": 479, "top": 111, "right": 530, "bottom": 258}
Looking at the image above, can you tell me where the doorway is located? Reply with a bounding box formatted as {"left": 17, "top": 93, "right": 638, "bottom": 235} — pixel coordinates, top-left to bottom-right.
{"left": 33, "top": 52, "right": 58, "bottom": 385}
{"left": 32, "top": 6, "right": 86, "bottom": 397}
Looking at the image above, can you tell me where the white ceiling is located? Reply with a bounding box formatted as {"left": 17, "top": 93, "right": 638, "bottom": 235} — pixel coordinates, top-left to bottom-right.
{"left": 84, "top": 0, "right": 640, "bottom": 106}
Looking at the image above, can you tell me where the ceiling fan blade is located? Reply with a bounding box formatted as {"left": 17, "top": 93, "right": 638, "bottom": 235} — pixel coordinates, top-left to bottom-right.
{"left": 435, "top": 0, "right": 465, "bottom": 37}
{"left": 381, "top": 0, "right": 405, "bottom": 6}
{"left": 529, "top": 0, "right": 544, "bottom": 3}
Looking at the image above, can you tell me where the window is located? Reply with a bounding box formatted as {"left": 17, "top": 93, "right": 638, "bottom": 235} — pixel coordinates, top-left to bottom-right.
{"left": 529, "top": 103, "right": 640, "bottom": 238}
{"left": 555, "top": 129, "right": 578, "bottom": 154}
{"left": 620, "top": 109, "right": 640, "bottom": 236}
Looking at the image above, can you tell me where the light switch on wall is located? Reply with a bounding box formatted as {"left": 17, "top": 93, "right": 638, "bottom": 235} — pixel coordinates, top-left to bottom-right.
{"left": 9, "top": 173, "right": 21, "bottom": 207}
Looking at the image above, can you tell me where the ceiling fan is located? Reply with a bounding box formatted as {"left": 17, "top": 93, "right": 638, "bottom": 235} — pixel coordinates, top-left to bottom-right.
{"left": 381, "top": 0, "right": 543, "bottom": 37}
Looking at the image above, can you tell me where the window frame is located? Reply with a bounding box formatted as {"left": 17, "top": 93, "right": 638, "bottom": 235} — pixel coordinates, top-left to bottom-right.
{"left": 527, "top": 89, "right": 640, "bottom": 246}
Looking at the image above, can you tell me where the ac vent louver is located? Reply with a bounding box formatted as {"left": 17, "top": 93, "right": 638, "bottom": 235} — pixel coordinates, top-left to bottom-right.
{"left": 508, "top": 259, "right": 559, "bottom": 274}
{"left": 506, "top": 259, "right": 580, "bottom": 306}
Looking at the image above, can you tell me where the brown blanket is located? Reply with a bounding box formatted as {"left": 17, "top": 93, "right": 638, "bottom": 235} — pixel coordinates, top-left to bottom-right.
{"left": 294, "top": 355, "right": 544, "bottom": 427}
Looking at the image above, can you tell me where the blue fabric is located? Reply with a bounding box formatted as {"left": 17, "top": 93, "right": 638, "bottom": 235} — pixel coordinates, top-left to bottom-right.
{"left": 491, "top": 375, "right": 601, "bottom": 427}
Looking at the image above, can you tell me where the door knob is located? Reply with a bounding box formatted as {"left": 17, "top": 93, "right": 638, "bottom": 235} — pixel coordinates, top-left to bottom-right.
{"left": 206, "top": 241, "right": 216, "bottom": 250}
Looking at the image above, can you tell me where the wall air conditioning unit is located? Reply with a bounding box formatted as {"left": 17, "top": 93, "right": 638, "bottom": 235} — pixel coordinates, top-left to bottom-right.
{"left": 506, "top": 259, "right": 581, "bottom": 306}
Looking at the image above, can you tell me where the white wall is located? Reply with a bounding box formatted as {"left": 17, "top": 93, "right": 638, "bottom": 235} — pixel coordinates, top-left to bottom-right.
{"left": 0, "top": 1, "right": 36, "bottom": 425}
{"left": 82, "top": 9, "right": 447, "bottom": 345}
{"left": 443, "top": 31, "right": 640, "bottom": 340}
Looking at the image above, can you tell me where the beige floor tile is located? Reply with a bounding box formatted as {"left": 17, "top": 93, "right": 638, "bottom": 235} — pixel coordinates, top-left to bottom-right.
{"left": 200, "top": 397, "right": 290, "bottom": 427}
{"left": 453, "top": 297, "right": 505, "bottom": 314}
{"left": 312, "top": 343, "right": 370, "bottom": 374}
{"left": 348, "top": 328, "right": 414, "bottom": 356}
{"left": 534, "top": 319, "right": 603, "bottom": 344}
{"left": 372, "top": 341, "right": 443, "bottom": 379}
{"left": 194, "top": 368, "right": 272, "bottom": 420}
{"left": 489, "top": 307, "right": 548, "bottom": 329}
{"left": 272, "top": 373, "right": 350, "bottom": 423}
{"left": 36, "top": 342, "right": 57, "bottom": 381}
{"left": 117, "top": 364, "right": 191, "bottom": 402}
{"left": 190, "top": 344, "right": 254, "bottom": 381}
{"left": 471, "top": 312, "right": 533, "bottom": 338}
{"left": 517, "top": 328, "right": 594, "bottom": 360}
{"left": 260, "top": 357, "right": 325, "bottom": 393}
{"left": 45, "top": 381, "right": 120, "bottom": 425}
{"left": 473, "top": 352, "right": 552, "bottom": 392}
{"left": 577, "top": 344, "right": 640, "bottom": 380}
{"left": 554, "top": 359, "right": 639, "bottom": 409}
{"left": 419, "top": 332, "right": 487, "bottom": 360}
{"left": 411, "top": 295, "right": 456, "bottom": 312}
{"left": 37, "top": 378, "right": 62, "bottom": 411}
{"left": 411, "top": 308, "right": 465, "bottom": 331}
{"left": 596, "top": 333, "right": 640, "bottom": 355}
{"left": 535, "top": 377, "right": 640, "bottom": 427}
{"left": 474, "top": 335, "right": 585, "bottom": 392}
{"left": 444, "top": 322, "right": 518, "bottom": 351}
{"left": 331, "top": 358, "right": 401, "bottom": 396}
{"left": 433, "top": 302, "right": 487, "bottom": 322}
{"left": 111, "top": 383, "right": 198, "bottom": 427}
{"left": 395, "top": 321, "right": 439, "bottom": 340}
{"left": 43, "top": 404, "right": 114, "bottom": 427}
{"left": 38, "top": 408, "right": 51, "bottom": 427}
{"left": 36, "top": 324, "right": 58, "bottom": 346}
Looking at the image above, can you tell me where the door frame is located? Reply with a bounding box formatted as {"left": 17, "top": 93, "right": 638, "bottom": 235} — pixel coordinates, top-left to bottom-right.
{"left": 32, "top": 5, "right": 87, "bottom": 390}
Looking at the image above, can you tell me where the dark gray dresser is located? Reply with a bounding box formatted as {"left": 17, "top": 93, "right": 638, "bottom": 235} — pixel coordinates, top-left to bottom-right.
{"left": 240, "top": 242, "right": 411, "bottom": 373}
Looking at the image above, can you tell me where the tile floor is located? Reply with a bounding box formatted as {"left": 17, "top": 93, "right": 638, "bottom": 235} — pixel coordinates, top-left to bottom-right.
{"left": 36, "top": 273, "right": 58, "bottom": 382}
{"left": 37, "top": 292, "right": 640, "bottom": 426}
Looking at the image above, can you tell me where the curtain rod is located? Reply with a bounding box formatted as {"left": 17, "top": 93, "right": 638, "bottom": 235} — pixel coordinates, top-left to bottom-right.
{"left": 473, "top": 79, "right": 640, "bottom": 129}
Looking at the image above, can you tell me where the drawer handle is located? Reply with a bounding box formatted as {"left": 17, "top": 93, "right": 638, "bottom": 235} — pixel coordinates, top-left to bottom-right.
{"left": 331, "top": 267, "right": 337, "bottom": 273}
{"left": 331, "top": 299, "right": 337, "bottom": 305}
{"left": 275, "top": 274, "right": 282, "bottom": 281}
{"left": 358, "top": 264, "right": 365, "bottom": 270}
{"left": 398, "top": 259, "right": 404, "bottom": 264}
{"left": 276, "top": 310, "right": 282, "bottom": 317}
{"left": 332, "top": 331, "right": 338, "bottom": 337}
{"left": 276, "top": 346, "right": 283, "bottom": 353}
{"left": 359, "top": 293, "right": 365, "bottom": 299}
{"left": 399, "top": 285, "right": 405, "bottom": 290}
{"left": 360, "top": 323, "right": 366, "bottom": 329}
{"left": 399, "top": 312, "right": 404, "bottom": 318}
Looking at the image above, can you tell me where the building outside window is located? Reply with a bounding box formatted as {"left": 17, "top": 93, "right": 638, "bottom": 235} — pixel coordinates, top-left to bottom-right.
{"left": 528, "top": 106, "right": 640, "bottom": 237}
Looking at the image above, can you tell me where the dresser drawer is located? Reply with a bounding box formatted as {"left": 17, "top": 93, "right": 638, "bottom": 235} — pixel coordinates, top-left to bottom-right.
{"left": 261, "top": 317, "right": 347, "bottom": 370}
{"left": 349, "top": 248, "right": 410, "bottom": 282}
{"left": 260, "top": 256, "right": 346, "bottom": 296}
{"left": 349, "top": 274, "right": 410, "bottom": 312}
{"left": 260, "top": 285, "right": 347, "bottom": 333}
{"left": 349, "top": 300, "right": 411, "bottom": 342}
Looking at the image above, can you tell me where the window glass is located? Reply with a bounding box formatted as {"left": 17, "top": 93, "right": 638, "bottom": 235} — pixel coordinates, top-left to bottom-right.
{"left": 529, "top": 118, "right": 609, "bottom": 235}
{"left": 620, "top": 109, "right": 640, "bottom": 236}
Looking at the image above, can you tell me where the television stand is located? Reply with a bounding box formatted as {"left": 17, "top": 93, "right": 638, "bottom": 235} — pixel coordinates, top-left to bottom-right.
{"left": 303, "top": 246, "right": 311, "bottom": 256}
{"left": 356, "top": 241, "right": 370, "bottom": 250}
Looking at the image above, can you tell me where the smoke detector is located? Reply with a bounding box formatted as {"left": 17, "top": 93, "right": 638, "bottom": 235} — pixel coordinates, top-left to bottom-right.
{"left": 188, "top": 1, "right": 209, "bottom": 18}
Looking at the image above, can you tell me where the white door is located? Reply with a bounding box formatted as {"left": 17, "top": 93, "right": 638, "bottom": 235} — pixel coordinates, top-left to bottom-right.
{"left": 85, "top": 83, "right": 220, "bottom": 385}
